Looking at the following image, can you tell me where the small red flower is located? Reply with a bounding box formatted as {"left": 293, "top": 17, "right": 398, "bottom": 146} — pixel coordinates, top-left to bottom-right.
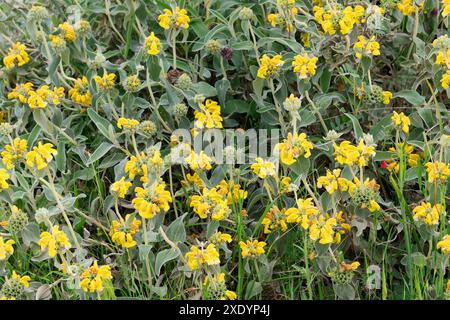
{"left": 380, "top": 161, "right": 388, "bottom": 169}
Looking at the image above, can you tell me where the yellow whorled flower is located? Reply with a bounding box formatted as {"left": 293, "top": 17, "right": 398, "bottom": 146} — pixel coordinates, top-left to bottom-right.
{"left": 257, "top": 54, "right": 284, "bottom": 79}
{"left": 27, "top": 85, "right": 64, "bottom": 109}
{"left": 132, "top": 181, "right": 172, "bottom": 219}
{"left": 353, "top": 35, "right": 380, "bottom": 60}
{"left": 309, "top": 215, "right": 337, "bottom": 244}
{"left": 69, "top": 77, "right": 92, "bottom": 106}
{"left": 12, "top": 271, "right": 31, "bottom": 288}
{"left": 285, "top": 198, "right": 319, "bottom": 228}
{"left": 0, "top": 168, "right": 10, "bottom": 190}
{"left": 386, "top": 144, "right": 421, "bottom": 173}
{"left": 444, "top": 0, "right": 450, "bottom": 16}
{"left": 110, "top": 214, "right": 141, "bottom": 249}
{"left": 3, "top": 42, "right": 30, "bottom": 69}
{"left": 382, "top": 91, "right": 393, "bottom": 105}
{"left": 185, "top": 243, "right": 220, "bottom": 270}
{"left": 209, "top": 231, "right": 232, "bottom": 245}
{"left": 110, "top": 177, "right": 132, "bottom": 198}
{"left": 317, "top": 169, "right": 352, "bottom": 194}
{"left": 437, "top": 235, "right": 450, "bottom": 254}
{"left": 412, "top": 202, "right": 442, "bottom": 226}
{"left": 339, "top": 261, "right": 360, "bottom": 272}
{"left": 26, "top": 141, "right": 57, "bottom": 170}
{"left": 217, "top": 180, "right": 247, "bottom": 204}
{"left": 204, "top": 272, "right": 237, "bottom": 300}
{"left": 59, "top": 22, "right": 77, "bottom": 42}
{"left": 117, "top": 117, "right": 139, "bottom": 130}
{"left": 181, "top": 172, "right": 205, "bottom": 189}
{"left": 275, "top": 132, "right": 313, "bottom": 165}
{"left": 80, "top": 261, "right": 113, "bottom": 293}
{"left": 314, "top": 5, "right": 364, "bottom": 35}
{"left": 93, "top": 71, "right": 116, "bottom": 91}
{"left": 397, "top": 0, "right": 424, "bottom": 16}
{"left": 1, "top": 138, "right": 27, "bottom": 169}
{"left": 185, "top": 150, "right": 213, "bottom": 171}
{"left": 125, "top": 152, "right": 149, "bottom": 183}
{"left": 144, "top": 32, "right": 161, "bottom": 55}
{"left": 301, "top": 33, "right": 310, "bottom": 48}
{"left": 0, "top": 236, "right": 14, "bottom": 260}
{"left": 7, "top": 82, "right": 34, "bottom": 103}
{"left": 251, "top": 157, "right": 276, "bottom": 179}
{"left": 292, "top": 53, "right": 318, "bottom": 79}
{"left": 194, "top": 99, "right": 223, "bottom": 129}
{"left": 441, "top": 69, "right": 450, "bottom": 89}
{"left": 333, "top": 139, "right": 375, "bottom": 167}
{"left": 425, "top": 161, "right": 450, "bottom": 183}
{"left": 38, "top": 225, "right": 71, "bottom": 258}
{"left": 190, "top": 187, "right": 230, "bottom": 220}
{"left": 391, "top": 111, "right": 410, "bottom": 133}
{"left": 158, "top": 7, "right": 190, "bottom": 30}
{"left": 262, "top": 206, "right": 288, "bottom": 234}
{"left": 239, "top": 240, "right": 266, "bottom": 258}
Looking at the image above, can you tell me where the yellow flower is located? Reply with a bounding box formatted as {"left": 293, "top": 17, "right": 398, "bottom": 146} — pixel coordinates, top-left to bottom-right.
{"left": 239, "top": 240, "right": 266, "bottom": 258}
{"left": 110, "top": 214, "right": 141, "bottom": 249}
{"left": 8, "top": 82, "right": 34, "bottom": 103}
{"left": 38, "top": 225, "right": 71, "bottom": 258}
{"left": 267, "top": 13, "right": 280, "bottom": 27}
{"left": 194, "top": 99, "right": 223, "bottom": 129}
{"left": 0, "top": 168, "right": 10, "bottom": 190}
{"left": 292, "top": 53, "right": 318, "bottom": 79}
{"left": 26, "top": 141, "right": 57, "bottom": 170}
{"left": 412, "top": 202, "right": 442, "bottom": 226}
{"left": 275, "top": 132, "right": 313, "bottom": 165}
{"left": 93, "top": 71, "right": 116, "bottom": 91}
{"left": 125, "top": 152, "right": 149, "bottom": 183}
{"left": 353, "top": 35, "right": 380, "bottom": 59}
{"left": 204, "top": 272, "right": 236, "bottom": 300}
{"left": 59, "top": 22, "right": 77, "bottom": 42}
{"left": 251, "top": 157, "right": 276, "bottom": 179}
{"left": 80, "top": 261, "right": 112, "bottom": 293}
{"left": 301, "top": 33, "right": 310, "bottom": 48}
{"left": 257, "top": 54, "right": 284, "bottom": 79}
{"left": 185, "top": 150, "right": 213, "bottom": 171}
{"left": 437, "top": 235, "right": 450, "bottom": 254}
{"left": 333, "top": 139, "right": 375, "bottom": 167}
{"left": 185, "top": 243, "right": 220, "bottom": 270}
{"left": 69, "top": 77, "right": 92, "bottom": 106}
{"left": 441, "top": 69, "right": 450, "bottom": 89}
{"left": 382, "top": 91, "right": 393, "bottom": 105}
{"left": 217, "top": 180, "right": 248, "bottom": 204}
{"left": 262, "top": 206, "right": 288, "bottom": 234}
{"left": 110, "top": 177, "right": 132, "bottom": 198}
{"left": 317, "top": 169, "right": 351, "bottom": 194}
{"left": 444, "top": 0, "right": 450, "bottom": 16}
{"left": 158, "top": 7, "right": 190, "bottom": 30}
{"left": 117, "top": 117, "right": 139, "bottom": 130}
{"left": 0, "top": 236, "right": 14, "bottom": 260}
{"left": 314, "top": 5, "right": 364, "bottom": 35}
{"left": 391, "top": 111, "right": 410, "bottom": 133}
{"left": 144, "top": 32, "right": 161, "bottom": 55}
{"left": 425, "top": 161, "right": 450, "bottom": 183}
{"left": 190, "top": 187, "right": 230, "bottom": 220}
{"left": 12, "top": 271, "right": 31, "bottom": 288}
{"left": 181, "top": 172, "right": 205, "bottom": 189}
{"left": 285, "top": 198, "right": 319, "bottom": 227}
{"left": 132, "top": 181, "right": 172, "bottom": 219}
{"left": 309, "top": 215, "right": 337, "bottom": 244}
{"left": 3, "top": 42, "right": 30, "bottom": 69}
{"left": 397, "top": 0, "right": 423, "bottom": 16}
{"left": 209, "top": 231, "right": 233, "bottom": 244}
{"left": 339, "top": 261, "right": 360, "bottom": 272}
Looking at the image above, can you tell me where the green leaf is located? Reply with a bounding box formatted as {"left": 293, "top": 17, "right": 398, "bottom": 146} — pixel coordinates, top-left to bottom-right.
{"left": 86, "top": 142, "right": 114, "bottom": 165}
{"left": 165, "top": 213, "right": 187, "bottom": 243}
{"left": 345, "top": 113, "right": 363, "bottom": 140}
{"left": 56, "top": 141, "right": 66, "bottom": 172}
{"left": 394, "top": 90, "right": 425, "bottom": 106}
{"left": 155, "top": 248, "right": 178, "bottom": 276}
{"left": 87, "top": 108, "right": 115, "bottom": 140}
{"left": 193, "top": 81, "right": 217, "bottom": 97}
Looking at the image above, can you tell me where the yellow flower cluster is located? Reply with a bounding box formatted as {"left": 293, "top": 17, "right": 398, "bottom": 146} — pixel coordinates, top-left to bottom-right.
{"left": 239, "top": 239, "right": 266, "bottom": 258}
{"left": 12, "top": 271, "right": 31, "bottom": 288}
{"left": 391, "top": 111, "right": 410, "bottom": 134}
{"left": 0, "top": 168, "right": 10, "bottom": 190}
{"left": 386, "top": 144, "right": 420, "bottom": 173}
{"left": 217, "top": 180, "right": 248, "bottom": 204}
{"left": 7, "top": 82, "right": 34, "bottom": 103}
{"left": 25, "top": 141, "right": 57, "bottom": 170}
{"left": 110, "top": 177, "right": 132, "bottom": 198}
{"left": 204, "top": 272, "right": 237, "bottom": 300}
{"left": 262, "top": 206, "right": 288, "bottom": 234}
{"left": 110, "top": 214, "right": 141, "bottom": 249}
{"left": 257, "top": 54, "right": 284, "bottom": 79}
{"left": 59, "top": 22, "right": 77, "bottom": 42}
{"left": 158, "top": 7, "right": 190, "bottom": 30}
{"left": 333, "top": 139, "right": 376, "bottom": 167}
{"left": 209, "top": 231, "right": 232, "bottom": 245}
{"left": 353, "top": 35, "right": 380, "bottom": 60}
{"left": 3, "top": 42, "right": 30, "bottom": 69}
{"left": 132, "top": 181, "right": 172, "bottom": 219}
{"left": 317, "top": 169, "right": 351, "bottom": 194}
{"left": 437, "top": 235, "right": 450, "bottom": 254}
{"left": 80, "top": 261, "right": 113, "bottom": 293}
{"left": 412, "top": 202, "right": 442, "bottom": 226}
{"left": 1, "top": 138, "right": 27, "bottom": 170}
{"left": 94, "top": 71, "right": 116, "bottom": 91}
{"left": 425, "top": 161, "right": 450, "bottom": 183}
{"left": 117, "top": 117, "right": 139, "bottom": 130}
{"left": 397, "top": 0, "right": 424, "bottom": 16}
{"left": 38, "top": 225, "right": 71, "bottom": 258}
{"left": 144, "top": 32, "right": 161, "bottom": 55}
{"left": 0, "top": 236, "right": 14, "bottom": 260}
{"left": 8, "top": 83, "right": 64, "bottom": 109}
{"left": 251, "top": 157, "right": 276, "bottom": 179}
{"left": 69, "top": 77, "right": 92, "bottom": 106}
{"left": 125, "top": 152, "right": 149, "bottom": 183}
{"left": 185, "top": 150, "right": 213, "bottom": 171}
{"left": 267, "top": 0, "right": 298, "bottom": 32}
{"left": 275, "top": 132, "right": 313, "bottom": 165}
{"left": 185, "top": 243, "right": 220, "bottom": 270}
{"left": 292, "top": 53, "right": 318, "bottom": 79}
{"left": 190, "top": 187, "right": 231, "bottom": 220}
{"left": 194, "top": 99, "right": 223, "bottom": 129}
{"left": 444, "top": 0, "right": 450, "bottom": 16}
{"left": 313, "top": 5, "right": 364, "bottom": 35}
